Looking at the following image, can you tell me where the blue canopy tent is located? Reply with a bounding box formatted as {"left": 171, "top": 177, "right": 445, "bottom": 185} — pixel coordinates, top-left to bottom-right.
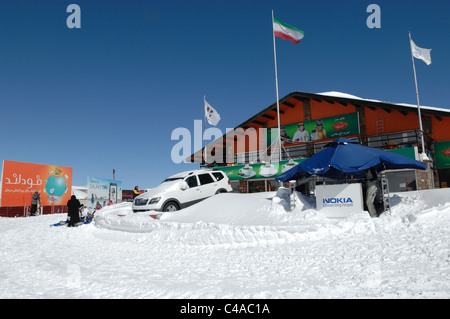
{"left": 276, "top": 138, "right": 427, "bottom": 182}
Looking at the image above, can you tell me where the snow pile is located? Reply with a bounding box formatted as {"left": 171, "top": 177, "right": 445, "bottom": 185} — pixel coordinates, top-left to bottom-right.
{"left": 317, "top": 91, "right": 365, "bottom": 100}
{"left": 93, "top": 191, "right": 332, "bottom": 247}
{"left": 94, "top": 190, "right": 320, "bottom": 230}
{"left": 93, "top": 188, "right": 450, "bottom": 249}
{"left": 1, "top": 188, "right": 450, "bottom": 298}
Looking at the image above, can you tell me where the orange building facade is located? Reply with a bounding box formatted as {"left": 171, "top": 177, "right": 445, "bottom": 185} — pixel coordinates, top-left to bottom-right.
{"left": 191, "top": 92, "right": 450, "bottom": 192}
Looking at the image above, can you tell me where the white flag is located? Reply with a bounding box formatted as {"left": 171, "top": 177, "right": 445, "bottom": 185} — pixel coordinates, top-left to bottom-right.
{"left": 410, "top": 39, "right": 432, "bottom": 65}
{"left": 204, "top": 99, "right": 221, "bottom": 126}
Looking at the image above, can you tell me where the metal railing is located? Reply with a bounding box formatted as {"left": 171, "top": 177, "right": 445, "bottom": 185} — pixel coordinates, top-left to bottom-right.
{"left": 0, "top": 205, "right": 68, "bottom": 218}
{"left": 232, "top": 129, "right": 433, "bottom": 164}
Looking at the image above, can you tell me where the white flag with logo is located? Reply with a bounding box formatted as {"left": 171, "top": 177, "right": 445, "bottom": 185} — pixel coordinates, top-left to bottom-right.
{"left": 410, "top": 39, "right": 432, "bottom": 65}
{"left": 204, "top": 99, "right": 221, "bottom": 126}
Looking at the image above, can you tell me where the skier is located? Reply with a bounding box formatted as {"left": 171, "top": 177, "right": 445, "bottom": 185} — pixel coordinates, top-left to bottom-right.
{"left": 67, "top": 195, "right": 81, "bottom": 227}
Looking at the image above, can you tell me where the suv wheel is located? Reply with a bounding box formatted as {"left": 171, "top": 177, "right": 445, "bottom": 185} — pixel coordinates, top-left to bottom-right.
{"left": 215, "top": 189, "right": 228, "bottom": 194}
{"left": 163, "top": 201, "right": 179, "bottom": 212}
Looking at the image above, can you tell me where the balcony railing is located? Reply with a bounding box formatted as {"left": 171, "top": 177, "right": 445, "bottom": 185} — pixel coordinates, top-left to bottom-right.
{"left": 232, "top": 130, "right": 433, "bottom": 165}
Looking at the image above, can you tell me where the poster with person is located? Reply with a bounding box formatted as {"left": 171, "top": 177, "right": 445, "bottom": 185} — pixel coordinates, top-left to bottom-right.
{"left": 87, "top": 177, "right": 122, "bottom": 212}
{"left": 267, "top": 112, "right": 360, "bottom": 147}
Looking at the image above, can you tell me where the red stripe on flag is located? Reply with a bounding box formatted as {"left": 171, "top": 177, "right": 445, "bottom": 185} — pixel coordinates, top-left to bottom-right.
{"left": 274, "top": 31, "right": 301, "bottom": 44}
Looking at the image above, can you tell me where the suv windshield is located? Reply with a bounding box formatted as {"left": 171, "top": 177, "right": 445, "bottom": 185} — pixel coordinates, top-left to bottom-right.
{"left": 161, "top": 177, "right": 183, "bottom": 183}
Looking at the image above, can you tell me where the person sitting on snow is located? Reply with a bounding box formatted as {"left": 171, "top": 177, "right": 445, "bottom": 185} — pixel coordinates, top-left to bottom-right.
{"left": 79, "top": 205, "right": 89, "bottom": 222}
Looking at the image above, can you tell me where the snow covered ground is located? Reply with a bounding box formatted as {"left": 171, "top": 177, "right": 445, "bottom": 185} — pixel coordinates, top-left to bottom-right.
{"left": 1, "top": 188, "right": 449, "bottom": 299}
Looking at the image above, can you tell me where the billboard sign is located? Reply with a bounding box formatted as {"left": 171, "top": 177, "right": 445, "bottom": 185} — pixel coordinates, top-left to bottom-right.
{"left": 1, "top": 160, "right": 72, "bottom": 207}
{"left": 216, "top": 158, "right": 307, "bottom": 181}
{"left": 267, "top": 112, "right": 360, "bottom": 147}
{"left": 315, "top": 183, "right": 364, "bottom": 218}
{"left": 434, "top": 141, "right": 450, "bottom": 169}
{"left": 87, "top": 176, "right": 122, "bottom": 212}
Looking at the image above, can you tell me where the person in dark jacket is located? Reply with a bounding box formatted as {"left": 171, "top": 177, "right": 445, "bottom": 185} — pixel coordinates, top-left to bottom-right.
{"left": 132, "top": 186, "right": 140, "bottom": 199}
{"left": 30, "top": 191, "right": 40, "bottom": 216}
{"left": 67, "top": 195, "right": 81, "bottom": 227}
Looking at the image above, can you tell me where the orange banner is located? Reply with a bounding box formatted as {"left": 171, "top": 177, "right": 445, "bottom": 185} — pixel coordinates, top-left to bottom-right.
{"left": 1, "top": 160, "right": 72, "bottom": 207}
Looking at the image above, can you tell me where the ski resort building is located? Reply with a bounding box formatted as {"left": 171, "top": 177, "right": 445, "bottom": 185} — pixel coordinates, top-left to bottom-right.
{"left": 189, "top": 91, "right": 450, "bottom": 193}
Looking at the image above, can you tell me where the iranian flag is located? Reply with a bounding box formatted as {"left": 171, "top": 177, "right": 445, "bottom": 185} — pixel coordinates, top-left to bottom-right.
{"left": 273, "top": 18, "right": 304, "bottom": 44}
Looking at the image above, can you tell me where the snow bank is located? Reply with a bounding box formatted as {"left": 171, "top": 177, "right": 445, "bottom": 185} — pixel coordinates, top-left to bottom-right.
{"left": 93, "top": 188, "right": 450, "bottom": 248}
{"left": 1, "top": 188, "right": 450, "bottom": 298}
{"left": 93, "top": 191, "right": 332, "bottom": 246}
{"left": 94, "top": 191, "right": 319, "bottom": 229}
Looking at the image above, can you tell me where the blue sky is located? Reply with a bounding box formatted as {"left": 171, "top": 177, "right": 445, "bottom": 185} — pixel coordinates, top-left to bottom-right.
{"left": 1, "top": 0, "right": 449, "bottom": 189}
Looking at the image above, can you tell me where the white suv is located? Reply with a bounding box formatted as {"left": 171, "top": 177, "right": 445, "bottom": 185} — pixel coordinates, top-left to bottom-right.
{"left": 132, "top": 169, "right": 232, "bottom": 213}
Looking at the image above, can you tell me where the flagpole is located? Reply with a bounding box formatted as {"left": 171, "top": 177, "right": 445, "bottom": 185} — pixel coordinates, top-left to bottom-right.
{"left": 272, "top": 10, "right": 282, "bottom": 163}
{"left": 409, "top": 31, "right": 426, "bottom": 155}
{"left": 203, "top": 94, "right": 207, "bottom": 166}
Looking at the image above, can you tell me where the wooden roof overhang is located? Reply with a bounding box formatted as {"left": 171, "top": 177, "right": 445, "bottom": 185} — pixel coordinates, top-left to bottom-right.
{"left": 188, "top": 92, "right": 450, "bottom": 163}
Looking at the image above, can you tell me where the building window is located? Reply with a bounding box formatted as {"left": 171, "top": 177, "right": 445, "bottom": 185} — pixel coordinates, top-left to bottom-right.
{"left": 248, "top": 180, "right": 266, "bottom": 193}
{"left": 438, "top": 168, "right": 450, "bottom": 188}
{"left": 386, "top": 170, "right": 417, "bottom": 192}
{"left": 266, "top": 180, "right": 278, "bottom": 192}
{"left": 367, "top": 131, "right": 421, "bottom": 150}
{"left": 236, "top": 151, "right": 260, "bottom": 164}
{"left": 230, "top": 181, "right": 240, "bottom": 193}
